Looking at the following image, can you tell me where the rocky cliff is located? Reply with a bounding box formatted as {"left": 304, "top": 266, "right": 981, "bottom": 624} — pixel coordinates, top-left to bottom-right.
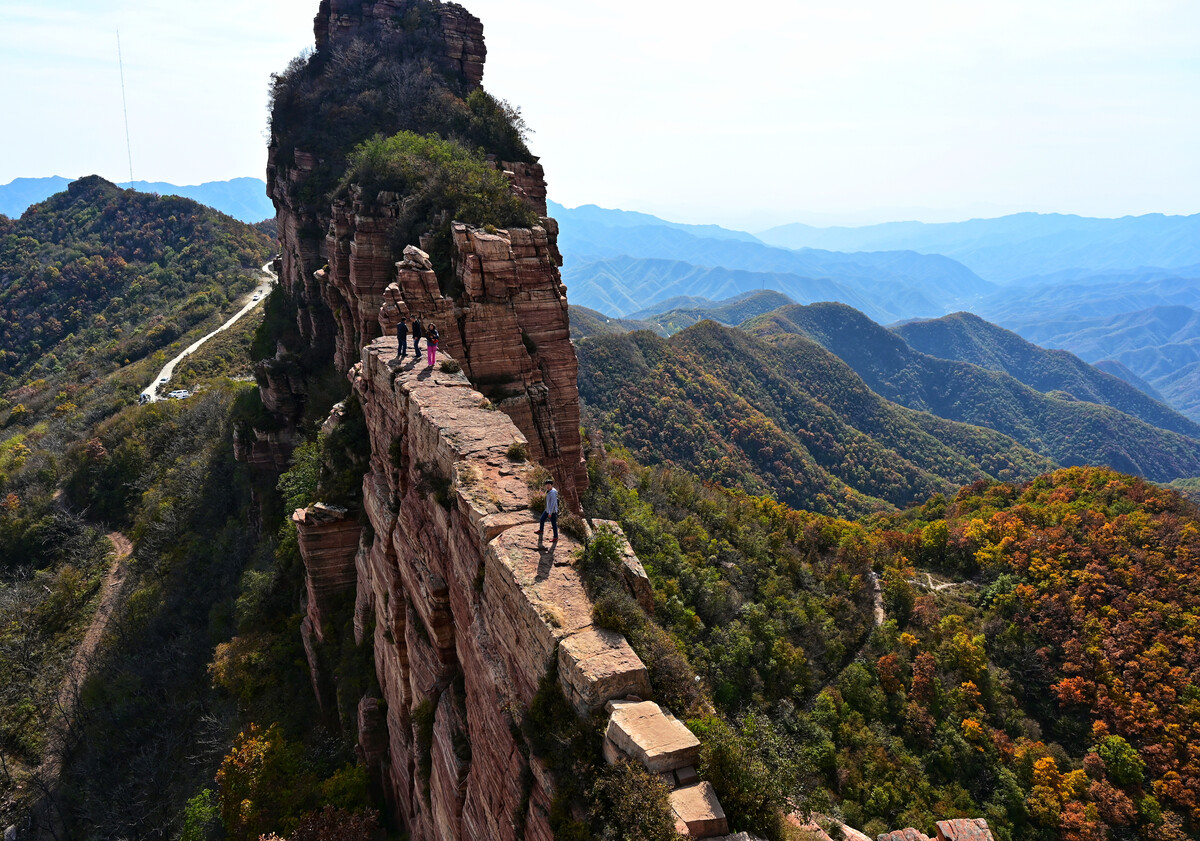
{"left": 260, "top": 1, "right": 711, "bottom": 837}
{"left": 265, "top": 0, "right": 583, "bottom": 505}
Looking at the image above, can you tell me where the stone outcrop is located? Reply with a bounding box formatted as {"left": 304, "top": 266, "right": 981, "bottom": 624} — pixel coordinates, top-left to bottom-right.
{"left": 934, "top": 819, "right": 995, "bottom": 841}
{"left": 878, "top": 830, "right": 932, "bottom": 841}
{"left": 790, "top": 816, "right": 996, "bottom": 841}
{"left": 285, "top": 338, "right": 743, "bottom": 839}
{"left": 603, "top": 700, "right": 700, "bottom": 774}
{"left": 268, "top": 170, "right": 586, "bottom": 511}
{"left": 293, "top": 503, "right": 361, "bottom": 643}
{"left": 330, "top": 213, "right": 586, "bottom": 509}
{"left": 670, "top": 782, "right": 729, "bottom": 838}
{"left": 263, "top": 5, "right": 903, "bottom": 840}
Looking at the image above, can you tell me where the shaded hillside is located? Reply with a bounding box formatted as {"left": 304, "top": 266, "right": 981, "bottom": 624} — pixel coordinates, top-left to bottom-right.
{"left": 1092, "top": 359, "right": 1167, "bottom": 401}
{"left": 749, "top": 303, "right": 1200, "bottom": 481}
{"left": 894, "top": 311, "right": 1200, "bottom": 437}
{"left": 577, "top": 321, "right": 1052, "bottom": 516}
{"left": 758, "top": 211, "right": 1200, "bottom": 284}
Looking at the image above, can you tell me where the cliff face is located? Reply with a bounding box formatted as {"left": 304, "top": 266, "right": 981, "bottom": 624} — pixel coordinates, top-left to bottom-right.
{"left": 314, "top": 0, "right": 486, "bottom": 86}
{"left": 263, "top": 3, "right": 735, "bottom": 837}
{"left": 293, "top": 340, "right": 650, "bottom": 840}
{"left": 265, "top": 0, "right": 583, "bottom": 504}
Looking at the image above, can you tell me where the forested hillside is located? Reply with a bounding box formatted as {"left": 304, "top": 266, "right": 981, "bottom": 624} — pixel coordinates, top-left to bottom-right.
{"left": 577, "top": 321, "right": 1053, "bottom": 516}
{"left": 894, "top": 312, "right": 1200, "bottom": 438}
{"left": 746, "top": 303, "right": 1200, "bottom": 482}
{"left": 0, "top": 176, "right": 271, "bottom": 391}
{"left": 585, "top": 448, "right": 1200, "bottom": 841}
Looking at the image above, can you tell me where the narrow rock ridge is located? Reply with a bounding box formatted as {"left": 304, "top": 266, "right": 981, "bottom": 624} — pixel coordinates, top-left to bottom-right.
{"left": 262, "top": 4, "right": 997, "bottom": 838}
{"left": 295, "top": 339, "right": 638, "bottom": 838}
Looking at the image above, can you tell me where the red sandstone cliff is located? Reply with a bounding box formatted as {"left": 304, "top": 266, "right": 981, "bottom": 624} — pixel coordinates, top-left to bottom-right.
{"left": 264, "top": 3, "right": 727, "bottom": 837}
{"left": 265, "top": 0, "right": 583, "bottom": 505}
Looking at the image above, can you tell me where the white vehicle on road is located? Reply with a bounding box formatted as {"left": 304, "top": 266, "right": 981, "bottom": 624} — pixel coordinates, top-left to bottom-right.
{"left": 139, "top": 261, "right": 277, "bottom": 403}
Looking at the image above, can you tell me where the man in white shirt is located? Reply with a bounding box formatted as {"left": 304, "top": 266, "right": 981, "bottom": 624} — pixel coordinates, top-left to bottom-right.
{"left": 537, "top": 478, "right": 558, "bottom": 543}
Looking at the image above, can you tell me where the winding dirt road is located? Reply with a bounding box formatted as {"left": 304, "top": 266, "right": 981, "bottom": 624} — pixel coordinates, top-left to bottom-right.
{"left": 27, "top": 531, "right": 133, "bottom": 840}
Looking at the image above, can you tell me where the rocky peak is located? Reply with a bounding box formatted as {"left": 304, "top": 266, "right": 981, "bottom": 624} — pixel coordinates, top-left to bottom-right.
{"left": 314, "top": 0, "right": 485, "bottom": 88}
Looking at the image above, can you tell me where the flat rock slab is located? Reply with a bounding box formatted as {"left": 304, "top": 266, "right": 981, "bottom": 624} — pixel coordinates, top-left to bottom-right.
{"left": 558, "top": 627, "right": 651, "bottom": 715}
{"left": 605, "top": 700, "right": 700, "bottom": 773}
{"left": 670, "top": 781, "right": 728, "bottom": 838}
{"left": 936, "top": 819, "right": 995, "bottom": 841}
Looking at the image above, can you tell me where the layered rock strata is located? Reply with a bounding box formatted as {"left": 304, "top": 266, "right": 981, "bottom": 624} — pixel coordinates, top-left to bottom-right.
{"left": 294, "top": 338, "right": 648, "bottom": 839}
{"left": 269, "top": 176, "right": 585, "bottom": 507}
{"left": 370, "top": 224, "right": 586, "bottom": 508}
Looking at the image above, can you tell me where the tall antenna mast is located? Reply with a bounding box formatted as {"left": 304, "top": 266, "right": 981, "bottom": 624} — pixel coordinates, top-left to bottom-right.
{"left": 117, "top": 28, "right": 134, "bottom": 185}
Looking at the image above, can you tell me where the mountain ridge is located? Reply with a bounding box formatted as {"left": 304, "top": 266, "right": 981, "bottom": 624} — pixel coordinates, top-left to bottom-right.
{"left": 746, "top": 302, "right": 1200, "bottom": 482}
{"left": 893, "top": 310, "right": 1200, "bottom": 438}
{"left": 577, "top": 319, "right": 1055, "bottom": 516}
{"left": 0, "top": 175, "right": 274, "bottom": 223}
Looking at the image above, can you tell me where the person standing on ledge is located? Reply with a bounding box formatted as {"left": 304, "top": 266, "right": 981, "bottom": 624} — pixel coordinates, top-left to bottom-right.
{"left": 396, "top": 315, "right": 408, "bottom": 359}
{"left": 537, "top": 478, "right": 558, "bottom": 544}
{"left": 411, "top": 317, "right": 423, "bottom": 357}
{"left": 426, "top": 323, "right": 439, "bottom": 367}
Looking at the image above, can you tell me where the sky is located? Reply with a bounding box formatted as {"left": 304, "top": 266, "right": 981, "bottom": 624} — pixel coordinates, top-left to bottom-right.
{"left": 2, "top": 0, "right": 1198, "bottom": 229}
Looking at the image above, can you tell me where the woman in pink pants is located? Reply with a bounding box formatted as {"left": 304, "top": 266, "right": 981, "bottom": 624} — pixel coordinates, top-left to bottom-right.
{"left": 426, "top": 324, "right": 439, "bottom": 366}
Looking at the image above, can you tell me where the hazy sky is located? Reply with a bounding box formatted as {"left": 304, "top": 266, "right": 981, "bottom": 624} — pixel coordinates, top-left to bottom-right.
{"left": 2, "top": 0, "right": 1198, "bottom": 228}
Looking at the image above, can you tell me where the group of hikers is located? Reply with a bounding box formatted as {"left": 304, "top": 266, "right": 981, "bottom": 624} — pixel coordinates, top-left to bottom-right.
{"left": 394, "top": 316, "right": 439, "bottom": 366}
{"left": 386, "top": 299, "right": 560, "bottom": 545}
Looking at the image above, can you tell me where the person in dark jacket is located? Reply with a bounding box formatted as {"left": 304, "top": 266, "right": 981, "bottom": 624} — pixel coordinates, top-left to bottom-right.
{"left": 411, "top": 317, "right": 423, "bottom": 356}
{"left": 396, "top": 316, "right": 408, "bottom": 358}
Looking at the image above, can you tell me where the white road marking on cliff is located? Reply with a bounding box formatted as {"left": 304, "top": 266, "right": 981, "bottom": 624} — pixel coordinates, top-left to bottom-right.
{"left": 139, "top": 262, "right": 277, "bottom": 403}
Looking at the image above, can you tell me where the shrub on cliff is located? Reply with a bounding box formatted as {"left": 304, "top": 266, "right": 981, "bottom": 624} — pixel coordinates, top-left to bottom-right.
{"left": 342, "top": 131, "right": 538, "bottom": 285}
{"left": 343, "top": 131, "right": 536, "bottom": 233}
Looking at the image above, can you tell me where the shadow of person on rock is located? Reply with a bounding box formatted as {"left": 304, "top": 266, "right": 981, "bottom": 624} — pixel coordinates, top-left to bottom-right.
{"left": 535, "top": 542, "right": 557, "bottom": 580}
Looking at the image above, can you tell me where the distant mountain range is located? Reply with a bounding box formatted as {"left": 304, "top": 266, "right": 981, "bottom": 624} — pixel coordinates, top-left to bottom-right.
{"left": 0, "top": 176, "right": 274, "bottom": 223}
{"left": 554, "top": 202, "right": 1200, "bottom": 422}
{"left": 971, "top": 268, "right": 1200, "bottom": 419}
{"left": 552, "top": 204, "right": 992, "bottom": 322}
{"left": 756, "top": 212, "right": 1200, "bottom": 285}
